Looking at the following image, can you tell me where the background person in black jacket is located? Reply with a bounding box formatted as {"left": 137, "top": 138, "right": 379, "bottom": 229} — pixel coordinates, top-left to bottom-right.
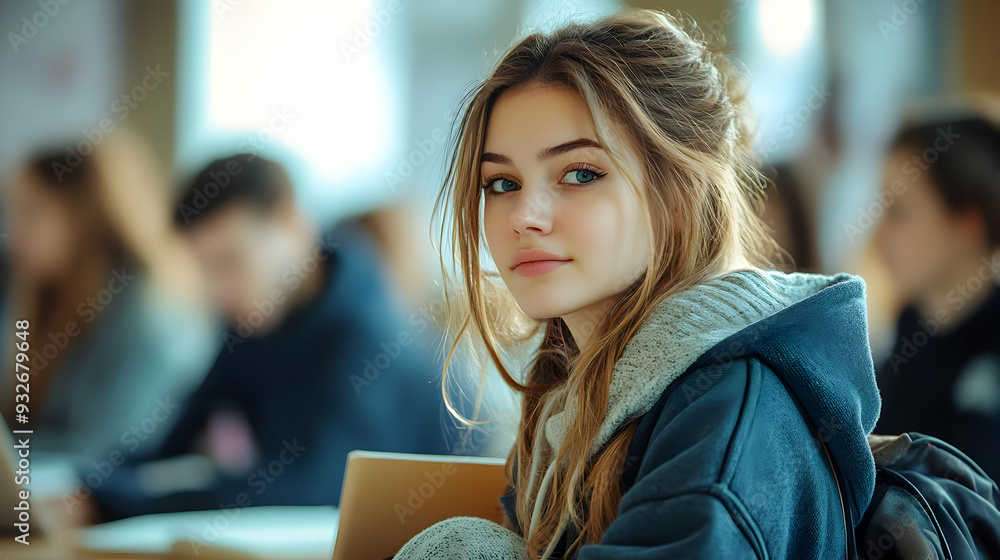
{"left": 68, "top": 153, "right": 460, "bottom": 521}
{"left": 875, "top": 116, "right": 1000, "bottom": 480}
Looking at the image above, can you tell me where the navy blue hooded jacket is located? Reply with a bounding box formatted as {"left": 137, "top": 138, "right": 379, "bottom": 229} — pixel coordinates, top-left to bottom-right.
{"left": 501, "top": 272, "right": 881, "bottom": 558}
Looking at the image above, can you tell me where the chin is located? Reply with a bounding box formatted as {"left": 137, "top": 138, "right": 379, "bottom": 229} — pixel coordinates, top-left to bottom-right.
{"left": 509, "top": 287, "right": 581, "bottom": 322}
{"left": 515, "top": 302, "right": 561, "bottom": 321}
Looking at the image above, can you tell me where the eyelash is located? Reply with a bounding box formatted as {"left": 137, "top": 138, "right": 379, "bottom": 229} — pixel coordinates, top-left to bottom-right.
{"left": 480, "top": 164, "right": 608, "bottom": 196}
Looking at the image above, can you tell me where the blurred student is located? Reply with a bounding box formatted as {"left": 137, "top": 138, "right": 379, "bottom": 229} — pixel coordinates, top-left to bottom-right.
{"left": 83, "top": 153, "right": 456, "bottom": 521}
{"left": 875, "top": 116, "right": 1000, "bottom": 478}
{"left": 0, "top": 130, "right": 217, "bottom": 456}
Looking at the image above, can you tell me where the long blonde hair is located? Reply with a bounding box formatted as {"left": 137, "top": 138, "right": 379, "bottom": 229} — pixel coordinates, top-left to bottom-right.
{"left": 432, "top": 9, "right": 781, "bottom": 557}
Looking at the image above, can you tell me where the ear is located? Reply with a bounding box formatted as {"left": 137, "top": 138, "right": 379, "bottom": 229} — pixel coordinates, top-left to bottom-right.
{"left": 952, "top": 205, "right": 989, "bottom": 249}
{"left": 274, "top": 194, "right": 300, "bottom": 229}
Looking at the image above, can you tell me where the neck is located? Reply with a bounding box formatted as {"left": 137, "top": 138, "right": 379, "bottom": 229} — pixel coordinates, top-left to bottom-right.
{"left": 561, "top": 294, "right": 619, "bottom": 354}
{"left": 288, "top": 247, "right": 329, "bottom": 312}
{"left": 249, "top": 225, "right": 330, "bottom": 335}
{"left": 275, "top": 228, "right": 330, "bottom": 325}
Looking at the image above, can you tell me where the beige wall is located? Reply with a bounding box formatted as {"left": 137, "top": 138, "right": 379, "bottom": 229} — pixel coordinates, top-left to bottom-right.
{"left": 959, "top": 0, "right": 1000, "bottom": 94}
{"left": 122, "top": 0, "right": 178, "bottom": 170}
{"left": 624, "top": 0, "right": 730, "bottom": 29}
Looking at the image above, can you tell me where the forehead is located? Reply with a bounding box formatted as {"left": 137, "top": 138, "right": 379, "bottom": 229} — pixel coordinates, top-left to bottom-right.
{"left": 883, "top": 148, "right": 936, "bottom": 198}
{"left": 189, "top": 204, "right": 265, "bottom": 247}
{"left": 483, "top": 86, "right": 597, "bottom": 157}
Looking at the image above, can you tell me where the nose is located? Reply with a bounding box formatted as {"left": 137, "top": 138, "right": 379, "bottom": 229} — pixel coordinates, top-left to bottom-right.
{"left": 509, "top": 186, "right": 553, "bottom": 235}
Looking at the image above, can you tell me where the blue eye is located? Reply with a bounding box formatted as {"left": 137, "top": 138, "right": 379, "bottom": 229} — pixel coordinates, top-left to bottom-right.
{"left": 562, "top": 168, "right": 604, "bottom": 184}
{"left": 484, "top": 178, "right": 520, "bottom": 194}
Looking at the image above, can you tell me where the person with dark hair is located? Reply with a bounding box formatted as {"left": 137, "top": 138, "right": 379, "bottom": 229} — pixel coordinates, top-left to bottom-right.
{"left": 77, "top": 152, "right": 458, "bottom": 521}
{"left": 875, "top": 115, "right": 1000, "bottom": 479}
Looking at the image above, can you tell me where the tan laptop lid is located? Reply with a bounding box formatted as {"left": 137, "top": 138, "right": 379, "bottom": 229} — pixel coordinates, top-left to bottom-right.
{"left": 332, "top": 451, "right": 508, "bottom": 560}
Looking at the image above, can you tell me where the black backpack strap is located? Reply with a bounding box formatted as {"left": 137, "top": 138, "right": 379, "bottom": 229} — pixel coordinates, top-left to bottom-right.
{"left": 820, "top": 438, "right": 857, "bottom": 560}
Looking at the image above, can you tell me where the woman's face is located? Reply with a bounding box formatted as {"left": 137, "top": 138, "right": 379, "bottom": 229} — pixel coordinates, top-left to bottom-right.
{"left": 481, "top": 85, "right": 649, "bottom": 334}
{"left": 5, "top": 170, "right": 79, "bottom": 283}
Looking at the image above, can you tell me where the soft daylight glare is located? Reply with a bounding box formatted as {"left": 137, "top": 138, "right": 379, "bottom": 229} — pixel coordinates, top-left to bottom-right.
{"left": 759, "top": 0, "right": 820, "bottom": 57}
{"left": 208, "top": 0, "right": 390, "bottom": 179}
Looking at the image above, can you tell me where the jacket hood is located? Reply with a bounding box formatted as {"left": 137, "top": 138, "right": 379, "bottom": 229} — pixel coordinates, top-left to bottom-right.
{"left": 693, "top": 270, "right": 881, "bottom": 523}
{"left": 528, "top": 268, "right": 880, "bottom": 545}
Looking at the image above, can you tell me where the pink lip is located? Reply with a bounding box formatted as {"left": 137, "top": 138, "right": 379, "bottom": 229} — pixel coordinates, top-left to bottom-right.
{"left": 511, "top": 248, "right": 572, "bottom": 277}
{"left": 513, "top": 260, "right": 571, "bottom": 277}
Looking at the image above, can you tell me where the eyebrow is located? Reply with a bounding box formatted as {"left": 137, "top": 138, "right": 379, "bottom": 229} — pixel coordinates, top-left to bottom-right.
{"left": 480, "top": 138, "right": 603, "bottom": 165}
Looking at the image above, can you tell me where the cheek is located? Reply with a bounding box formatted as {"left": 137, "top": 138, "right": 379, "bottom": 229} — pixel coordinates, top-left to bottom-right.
{"left": 27, "top": 212, "right": 75, "bottom": 270}
{"left": 483, "top": 201, "right": 509, "bottom": 262}
{"left": 561, "top": 201, "right": 610, "bottom": 251}
{"left": 561, "top": 191, "right": 647, "bottom": 280}
{"left": 882, "top": 208, "right": 953, "bottom": 275}
{"left": 212, "top": 266, "right": 255, "bottom": 318}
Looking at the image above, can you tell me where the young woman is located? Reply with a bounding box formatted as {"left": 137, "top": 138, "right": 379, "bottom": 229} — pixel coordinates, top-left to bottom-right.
{"left": 396, "top": 9, "right": 880, "bottom": 559}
